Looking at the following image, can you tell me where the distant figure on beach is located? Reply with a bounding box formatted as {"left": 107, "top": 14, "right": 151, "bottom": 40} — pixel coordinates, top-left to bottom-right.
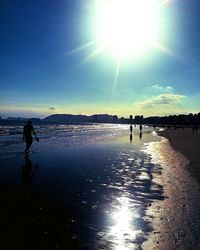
{"left": 139, "top": 124, "right": 142, "bottom": 132}
{"left": 23, "top": 120, "right": 39, "bottom": 155}
{"left": 192, "top": 124, "right": 195, "bottom": 133}
{"left": 130, "top": 133, "right": 133, "bottom": 142}
{"left": 193, "top": 124, "right": 199, "bottom": 133}
{"left": 139, "top": 132, "right": 142, "bottom": 140}
{"left": 192, "top": 115, "right": 199, "bottom": 133}
{"left": 130, "top": 125, "right": 133, "bottom": 133}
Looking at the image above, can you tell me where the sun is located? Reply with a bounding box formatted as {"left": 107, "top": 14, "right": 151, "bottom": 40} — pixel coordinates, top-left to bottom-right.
{"left": 93, "top": 0, "right": 161, "bottom": 59}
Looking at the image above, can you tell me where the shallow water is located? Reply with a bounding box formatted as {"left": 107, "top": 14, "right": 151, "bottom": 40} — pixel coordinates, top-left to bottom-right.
{"left": 0, "top": 124, "right": 165, "bottom": 249}
{"left": 0, "top": 123, "right": 128, "bottom": 148}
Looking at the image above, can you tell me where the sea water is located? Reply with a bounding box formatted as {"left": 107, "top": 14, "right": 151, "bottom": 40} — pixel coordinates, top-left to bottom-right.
{"left": 0, "top": 122, "right": 155, "bottom": 149}
{"left": 0, "top": 121, "right": 163, "bottom": 249}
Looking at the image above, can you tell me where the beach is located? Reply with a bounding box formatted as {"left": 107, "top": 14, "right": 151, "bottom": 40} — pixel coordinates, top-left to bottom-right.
{"left": 158, "top": 128, "right": 200, "bottom": 185}
{"left": 0, "top": 124, "right": 200, "bottom": 249}
{"left": 144, "top": 128, "right": 200, "bottom": 249}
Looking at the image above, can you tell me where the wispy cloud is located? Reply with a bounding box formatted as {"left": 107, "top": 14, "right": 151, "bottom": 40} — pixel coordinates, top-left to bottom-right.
{"left": 49, "top": 107, "right": 56, "bottom": 110}
{"left": 146, "top": 84, "right": 174, "bottom": 93}
{"left": 137, "top": 93, "right": 186, "bottom": 109}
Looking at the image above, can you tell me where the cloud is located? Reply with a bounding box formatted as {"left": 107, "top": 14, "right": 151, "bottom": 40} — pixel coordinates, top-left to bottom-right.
{"left": 49, "top": 107, "right": 56, "bottom": 110}
{"left": 146, "top": 84, "right": 174, "bottom": 93}
{"left": 138, "top": 93, "right": 186, "bottom": 109}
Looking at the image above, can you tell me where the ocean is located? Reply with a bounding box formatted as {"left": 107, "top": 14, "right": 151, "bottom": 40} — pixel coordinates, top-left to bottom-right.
{"left": 0, "top": 121, "right": 164, "bottom": 249}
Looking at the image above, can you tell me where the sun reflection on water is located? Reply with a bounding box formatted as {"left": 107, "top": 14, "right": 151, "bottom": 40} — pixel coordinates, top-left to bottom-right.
{"left": 107, "top": 196, "right": 140, "bottom": 250}
{"left": 96, "top": 132, "right": 165, "bottom": 249}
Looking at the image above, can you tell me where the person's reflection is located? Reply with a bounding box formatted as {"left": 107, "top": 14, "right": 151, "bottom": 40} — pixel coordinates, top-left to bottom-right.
{"left": 129, "top": 133, "right": 133, "bottom": 142}
{"left": 21, "top": 155, "right": 38, "bottom": 189}
{"left": 139, "top": 131, "right": 143, "bottom": 140}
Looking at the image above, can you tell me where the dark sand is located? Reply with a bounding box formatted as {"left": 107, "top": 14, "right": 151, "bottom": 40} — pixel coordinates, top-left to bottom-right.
{"left": 143, "top": 128, "right": 200, "bottom": 249}
{"left": 158, "top": 128, "right": 200, "bottom": 184}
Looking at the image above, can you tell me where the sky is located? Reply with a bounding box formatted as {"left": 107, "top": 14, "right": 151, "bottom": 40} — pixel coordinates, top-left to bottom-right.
{"left": 1, "top": 0, "right": 200, "bottom": 118}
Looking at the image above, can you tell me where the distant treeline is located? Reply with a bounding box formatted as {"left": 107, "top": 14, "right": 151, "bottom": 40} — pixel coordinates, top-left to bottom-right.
{"left": 130, "top": 113, "right": 200, "bottom": 127}
{"left": 1, "top": 112, "right": 200, "bottom": 126}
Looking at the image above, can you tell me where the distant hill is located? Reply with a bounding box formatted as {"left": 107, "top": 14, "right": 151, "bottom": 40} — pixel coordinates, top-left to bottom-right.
{"left": 43, "top": 112, "right": 200, "bottom": 126}
{"left": 43, "top": 114, "right": 119, "bottom": 123}
{"left": 3, "top": 112, "right": 199, "bottom": 126}
{"left": 7, "top": 117, "right": 41, "bottom": 122}
{"left": 43, "top": 114, "right": 90, "bottom": 123}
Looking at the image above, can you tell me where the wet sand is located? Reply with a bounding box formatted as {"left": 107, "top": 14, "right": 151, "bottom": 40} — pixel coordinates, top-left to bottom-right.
{"left": 1, "top": 128, "right": 200, "bottom": 249}
{"left": 0, "top": 130, "right": 163, "bottom": 249}
{"left": 143, "top": 129, "right": 200, "bottom": 249}
{"left": 158, "top": 128, "right": 200, "bottom": 184}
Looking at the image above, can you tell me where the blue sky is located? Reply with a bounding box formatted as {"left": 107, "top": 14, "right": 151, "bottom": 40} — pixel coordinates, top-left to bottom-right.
{"left": 1, "top": 0, "right": 200, "bottom": 118}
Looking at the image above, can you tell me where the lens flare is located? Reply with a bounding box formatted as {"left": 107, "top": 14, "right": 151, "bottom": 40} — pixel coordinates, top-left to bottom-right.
{"left": 93, "top": 0, "right": 162, "bottom": 58}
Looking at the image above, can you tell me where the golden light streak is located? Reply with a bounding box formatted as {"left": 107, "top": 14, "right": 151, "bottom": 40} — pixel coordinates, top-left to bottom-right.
{"left": 80, "top": 43, "right": 107, "bottom": 64}
{"left": 154, "top": 42, "right": 174, "bottom": 56}
{"left": 65, "top": 40, "right": 97, "bottom": 55}
{"left": 159, "top": 0, "right": 174, "bottom": 8}
{"left": 54, "top": 40, "right": 98, "bottom": 61}
{"left": 111, "top": 57, "right": 122, "bottom": 102}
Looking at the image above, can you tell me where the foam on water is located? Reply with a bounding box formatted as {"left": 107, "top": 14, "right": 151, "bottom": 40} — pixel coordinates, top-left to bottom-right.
{"left": 0, "top": 123, "right": 154, "bottom": 149}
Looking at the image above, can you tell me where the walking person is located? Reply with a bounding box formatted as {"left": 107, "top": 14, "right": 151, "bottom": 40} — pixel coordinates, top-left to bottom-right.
{"left": 23, "top": 120, "right": 39, "bottom": 155}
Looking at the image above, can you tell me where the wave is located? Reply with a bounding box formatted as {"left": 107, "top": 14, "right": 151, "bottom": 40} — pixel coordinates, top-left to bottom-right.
{"left": 0, "top": 123, "right": 130, "bottom": 148}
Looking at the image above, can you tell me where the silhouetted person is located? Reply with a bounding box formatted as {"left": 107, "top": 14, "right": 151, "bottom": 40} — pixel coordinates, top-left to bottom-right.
{"left": 130, "top": 133, "right": 133, "bottom": 142}
{"left": 193, "top": 124, "right": 199, "bottom": 133}
{"left": 192, "top": 124, "right": 195, "bottom": 133}
{"left": 23, "top": 120, "right": 39, "bottom": 155}
{"left": 130, "top": 125, "right": 133, "bottom": 133}
{"left": 192, "top": 114, "right": 199, "bottom": 133}
{"left": 139, "top": 124, "right": 142, "bottom": 132}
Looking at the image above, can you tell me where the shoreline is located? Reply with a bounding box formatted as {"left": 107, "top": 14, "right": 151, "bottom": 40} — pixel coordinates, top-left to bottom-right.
{"left": 158, "top": 128, "right": 200, "bottom": 186}
{"left": 143, "top": 135, "right": 200, "bottom": 249}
